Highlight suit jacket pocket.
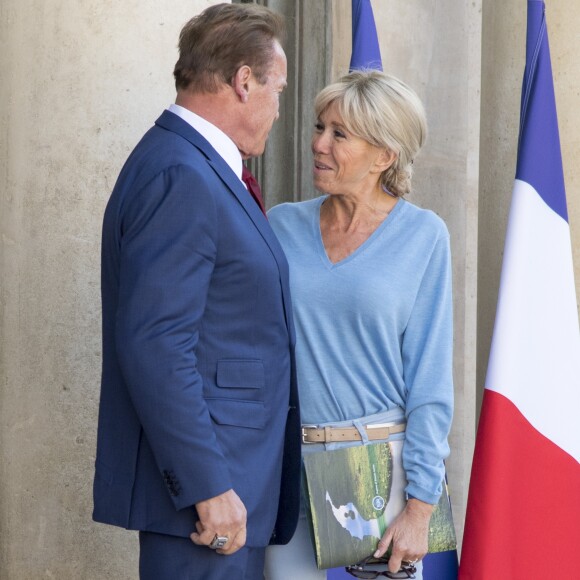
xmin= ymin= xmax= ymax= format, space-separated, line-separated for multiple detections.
xmin=216 ymin=359 xmax=264 ymax=389
xmin=206 ymin=398 xmax=266 ymax=430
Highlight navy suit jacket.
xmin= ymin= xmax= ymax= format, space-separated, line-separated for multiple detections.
xmin=93 ymin=110 xmax=301 ymax=547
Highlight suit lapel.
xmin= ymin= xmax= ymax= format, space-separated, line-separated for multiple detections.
xmin=155 ymin=111 xmax=295 ymax=341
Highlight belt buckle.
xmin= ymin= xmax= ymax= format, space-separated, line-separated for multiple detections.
xmin=302 ymin=426 xmax=315 ymax=443
xmin=301 ymin=425 xmax=319 ymax=444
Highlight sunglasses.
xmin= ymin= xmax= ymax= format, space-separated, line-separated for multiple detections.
xmin=345 ymin=556 xmax=417 ymax=579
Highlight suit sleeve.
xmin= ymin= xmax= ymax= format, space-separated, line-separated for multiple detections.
xmin=114 ymin=164 xmax=232 ymax=510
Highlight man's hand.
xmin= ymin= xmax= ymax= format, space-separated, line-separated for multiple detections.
xmin=374 ymin=498 xmax=434 ymax=574
xmin=190 ymin=489 xmax=247 ymax=555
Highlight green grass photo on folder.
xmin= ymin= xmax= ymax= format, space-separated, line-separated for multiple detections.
xmin=302 ymin=442 xmax=457 ymax=570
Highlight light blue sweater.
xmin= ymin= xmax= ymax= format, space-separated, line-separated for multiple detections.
xmin=268 ymin=196 xmax=454 ymax=504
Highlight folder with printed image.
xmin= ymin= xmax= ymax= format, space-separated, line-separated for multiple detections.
xmin=303 ymin=442 xmax=457 ymax=569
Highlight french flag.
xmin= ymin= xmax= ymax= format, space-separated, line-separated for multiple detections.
xmin=327 ymin=4 xmax=459 ymax=579
xmin=459 ymin=2 xmax=580 ymax=578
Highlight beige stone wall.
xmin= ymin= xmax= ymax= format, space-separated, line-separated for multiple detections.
xmin=0 ymin=1 xmax=222 ymax=578
xmin=1 ymin=0 xmax=579 ymax=577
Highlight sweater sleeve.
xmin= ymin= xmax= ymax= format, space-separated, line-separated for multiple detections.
xmin=400 ymin=229 xmax=454 ymax=504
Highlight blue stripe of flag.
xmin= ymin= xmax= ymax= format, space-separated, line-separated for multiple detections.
xmin=327 ymin=566 xmax=355 ymax=580
xmin=516 ymin=0 xmax=568 ymax=222
xmin=349 ymin=0 xmax=382 ymax=71
xmin=423 ymin=550 xmax=459 ymax=578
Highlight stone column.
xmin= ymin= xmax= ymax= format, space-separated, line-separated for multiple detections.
xmin=247 ymin=0 xmax=336 ymax=206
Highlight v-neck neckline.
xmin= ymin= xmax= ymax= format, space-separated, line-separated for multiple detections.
xmin=314 ymin=195 xmax=404 ymax=269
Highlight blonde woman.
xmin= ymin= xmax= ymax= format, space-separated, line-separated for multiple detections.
xmin=266 ymin=71 xmax=454 ymax=580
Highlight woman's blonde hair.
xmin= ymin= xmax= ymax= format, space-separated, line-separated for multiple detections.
xmin=314 ymin=70 xmax=427 ymax=197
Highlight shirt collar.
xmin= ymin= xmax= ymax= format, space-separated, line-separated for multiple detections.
xmin=167 ymin=103 xmax=243 ymax=183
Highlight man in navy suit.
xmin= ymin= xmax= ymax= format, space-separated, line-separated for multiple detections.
xmin=93 ymin=4 xmax=301 ymax=578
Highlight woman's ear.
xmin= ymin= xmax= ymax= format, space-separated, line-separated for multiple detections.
xmin=232 ymin=65 xmax=252 ymax=103
xmin=374 ymin=148 xmax=398 ymax=173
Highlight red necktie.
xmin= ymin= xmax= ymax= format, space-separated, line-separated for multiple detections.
xmin=242 ymin=166 xmax=267 ymax=217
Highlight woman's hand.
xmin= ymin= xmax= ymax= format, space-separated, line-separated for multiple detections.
xmin=374 ymin=498 xmax=434 ymax=574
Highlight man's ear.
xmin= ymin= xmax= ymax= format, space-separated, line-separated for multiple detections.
xmin=232 ymin=65 xmax=252 ymax=103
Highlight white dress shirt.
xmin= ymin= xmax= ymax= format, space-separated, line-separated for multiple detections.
xmin=167 ymin=103 xmax=244 ymax=185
